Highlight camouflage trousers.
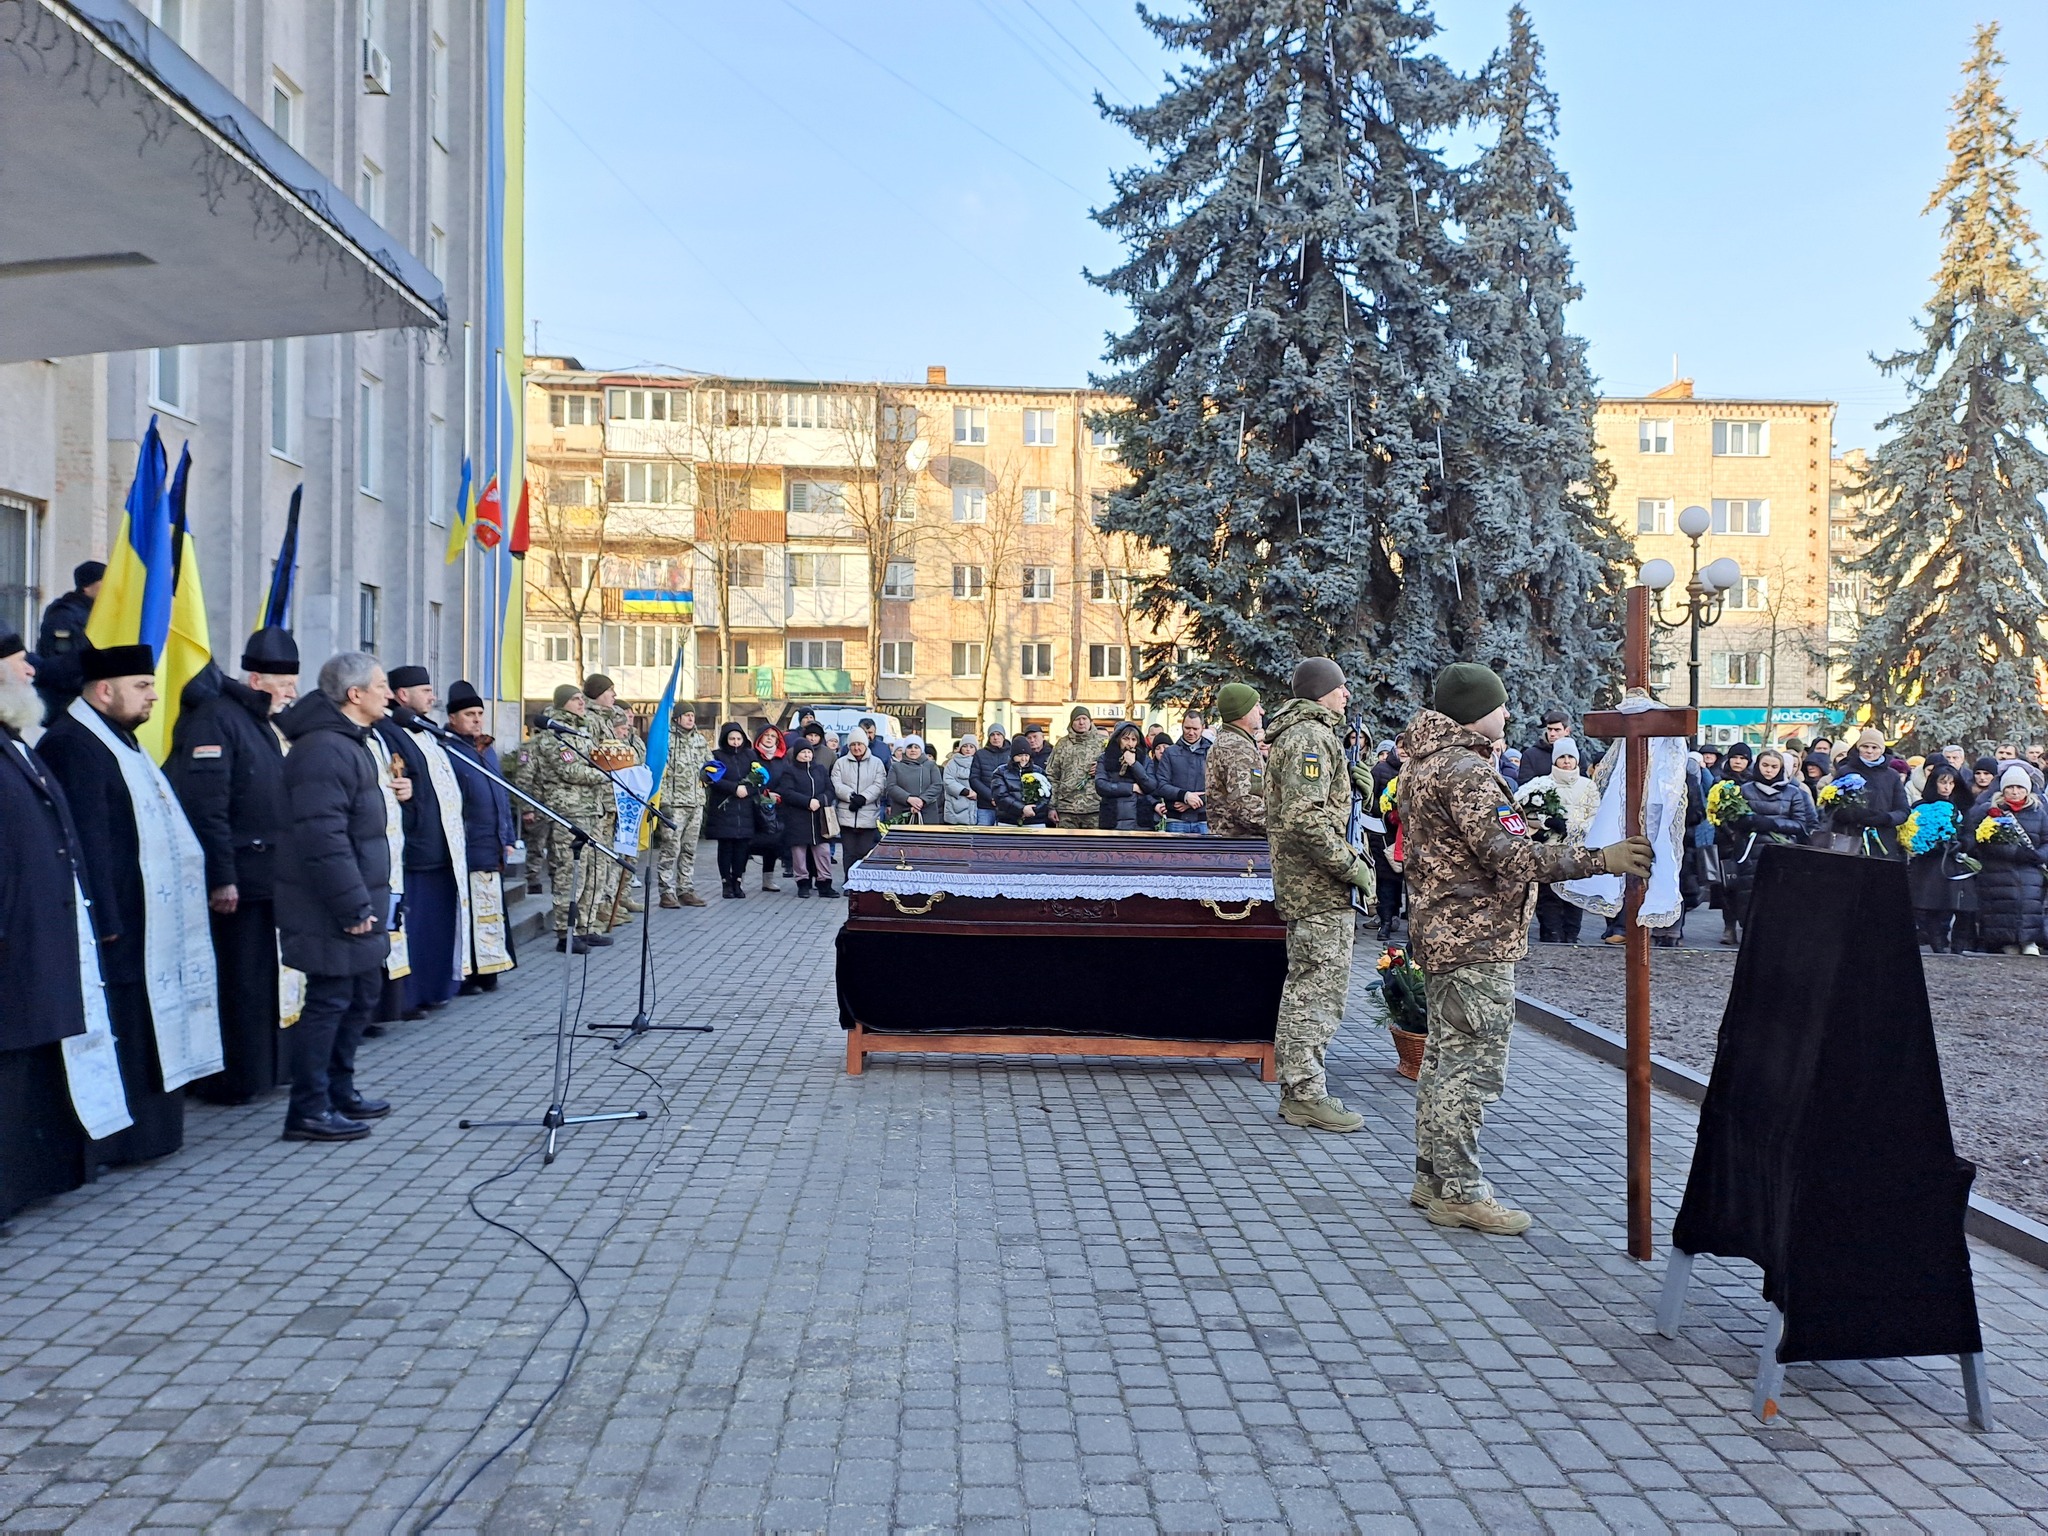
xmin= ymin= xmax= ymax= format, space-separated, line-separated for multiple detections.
xmin=1414 ymin=961 xmax=1518 ymax=1204
xmin=547 ymin=834 xmax=605 ymax=935
xmin=655 ymin=804 xmax=704 ymax=896
xmin=1276 ymin=909 xmax=1354 ymax=1102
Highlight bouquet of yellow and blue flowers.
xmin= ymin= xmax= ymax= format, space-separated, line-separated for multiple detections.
xmin=1818 ymin=773 xmax=1867 ymax=818
xmin=1976 ymin=805 xmax=2028 ymax=849
xmin=1378 ymin=775 xmax=1399 ymax=817
xmin=1706 ymin=778 xmax=1751 ymax=829
xmin=1907 ymin=801 xmax=1981 ymax=873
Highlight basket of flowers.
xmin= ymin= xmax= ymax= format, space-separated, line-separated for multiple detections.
xmin=1367 ymin=945 xmax=1429 ymax=1079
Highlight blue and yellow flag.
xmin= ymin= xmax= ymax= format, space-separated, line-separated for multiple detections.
xmin=444 ymin=454 xmax=473 ymax=565
xmin=620 ymin=589 xmax=693 ymax=617
xmin=156 ymin=446 xmax=213 ymax=760
xmin=638 ymin=644 xmax=687 ymax=849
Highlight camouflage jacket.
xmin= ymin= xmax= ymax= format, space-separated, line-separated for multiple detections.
xmin=593 ymin=702 xmax=645 ymax=764
xmin=1397 ymin=709 xmax=1605 ymax=972
xmin=663 ymin=725 xmax=710 ymax=810
xmin=531 ymin=705 xmax=615 ymax=825
xmin=1265 ymin=698 xmax=1364 ymax=920
xmin=1047 ymin=728 xmax=1108 ymax=821
xmin=1204 ymin=722 xmax=1267 ymax=839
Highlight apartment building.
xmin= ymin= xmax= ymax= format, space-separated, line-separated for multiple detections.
xmin=522 ymin=363 xmax=1178 ymax=738
xmin=0 ymin=1 xmax=514 ymax=686
xmin=1594 ymin=381 xmax=1841 ymax=746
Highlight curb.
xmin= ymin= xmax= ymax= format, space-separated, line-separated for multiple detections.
xmin=1514 ymin=993 xmax=2048 ymax=1274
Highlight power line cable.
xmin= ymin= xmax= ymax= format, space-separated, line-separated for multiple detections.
xmin=969 ymin=0 xmax=1098 ymax=105
xmin=1016 ymin=0 xmax=1134 ymax=103
xmin=769 ymin=0 xmax=1091 ymax=198
xmin=1058 ymin=0 xmax=1157 ymax=92
xmin=530 ymin=88 xmax=809 ymax=371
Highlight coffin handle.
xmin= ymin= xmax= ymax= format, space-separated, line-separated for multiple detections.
xmin=1202 ymin=898 xmax=1259 ymax=922
xmin=882 ymin=891 xmax=948 ymax=916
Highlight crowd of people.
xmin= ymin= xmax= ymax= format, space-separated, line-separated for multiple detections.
xmin=2 ymin=583 xmax=532 ymax=1226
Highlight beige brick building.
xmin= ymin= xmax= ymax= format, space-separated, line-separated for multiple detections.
xmin=521 ymin=361 xmax=1180 ymax=738
xmin=1594 ymin=380 xmax=1841 ymax=747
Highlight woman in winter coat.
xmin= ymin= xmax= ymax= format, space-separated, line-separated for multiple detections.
xmin=1093 ymin=722 xmax=1159 ymax=831
xmin=1909 ymin=762 xmax=1980 ymax=953
xmin=703 ymin=722 xmax=763 ymax=900
xmin=1967 ymin=766 xmax=2048 ymax=955
xmin=1721 ymin=750 xmax=1819 ymax=940
xmin=941 ymin=736 xmax=979 ymax=825
xmin=992 ymin=739 xmax=1052 ymax=827
xmin=1824 ymin=727 xmax=1911 ymax=857
xmin=1137 ymin=732 xmax=1174 ymax=828
xmin=1516 ymin=737 xmax=1601 ymax=944
xmin=743 ymin=728 xmax=786 ymax=891
xmin=771 ymin=740 xmax=837 ymax=896
xmin=883 ymin=736 xmax=946 ymax=824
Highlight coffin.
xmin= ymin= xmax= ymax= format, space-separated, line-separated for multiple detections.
xmin=836 ymin=826 xmax=1285 ymax=1075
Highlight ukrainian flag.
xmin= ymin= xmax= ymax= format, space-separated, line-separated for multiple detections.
xmin=638 ymin=644 xmax=687 ymax=850
xmin=620 ymin=590 xmax=694 ymax=617
xmin=444 ymin=454 xmax=473 ymax=564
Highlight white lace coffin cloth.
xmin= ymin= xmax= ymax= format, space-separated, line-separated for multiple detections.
xmin=845 ymin=863 xmax=1275 ymax=904
xmin=1559 ymin=700 xmax=1691 ymax=928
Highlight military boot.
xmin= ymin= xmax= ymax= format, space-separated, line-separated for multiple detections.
xmin=1279 ymin=1095 xmax=1364 ymax=1133
xmin=1426 ymin=1196 xmax=1533 ymax=1236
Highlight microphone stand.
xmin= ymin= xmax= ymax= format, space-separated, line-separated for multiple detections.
xmin=397 ymin=708 xmax=658 ymax=1163
xmin=542 ymin=722 xmax=712 ymax=1050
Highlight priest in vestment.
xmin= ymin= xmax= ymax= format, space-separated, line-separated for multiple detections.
xmin=373 ymin=666 xmax=468 ymax=1016
xmin=37 ymin=643 xmax=224 ymax=1166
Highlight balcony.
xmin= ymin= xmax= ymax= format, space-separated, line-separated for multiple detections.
xmin=784 ymin=667 xmax=856 ymax=697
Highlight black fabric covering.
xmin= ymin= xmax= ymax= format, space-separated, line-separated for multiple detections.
xmin=1671 ymin=845 xmax=1982 ymax=1364
xmin=186 ymin=900 xmax=283 ymax=1105
xmin=837 ymin=929 xmax=1283 ymax=1042
xmin=0 ymin=1043 xmax=85 ymax=1222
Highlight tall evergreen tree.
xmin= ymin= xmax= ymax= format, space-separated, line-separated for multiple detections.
xmin=1842 ymin=24 xmax=2048 ymax=748
xmin=1090 ymin=1 xmax=1623 ymax=732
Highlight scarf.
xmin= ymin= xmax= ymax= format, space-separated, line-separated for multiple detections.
xmin=407 ymin=725 xmax=471 ymax=983
xmin=67 ymin=697 xmax=223 ymax=1087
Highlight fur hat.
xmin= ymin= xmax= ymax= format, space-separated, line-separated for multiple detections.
xmin=81 ymin=642 xmax=155 ymax=681
xmin=387 ymin=665 xmax=430 ymax=691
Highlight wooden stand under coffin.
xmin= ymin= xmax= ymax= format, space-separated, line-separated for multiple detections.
xmin=836 ymin=826 xmax=1285 ymax=1077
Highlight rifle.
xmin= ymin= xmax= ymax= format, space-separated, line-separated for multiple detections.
xmin=1345 ymin=711 xmax=1372 ymax=916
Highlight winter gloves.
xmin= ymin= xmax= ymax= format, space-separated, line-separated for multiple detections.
xmin=1346 ymin=861 xmax=1376 ymax=893
xmin=1598 ymin=836 xmax=1656 ymax=878
xmin=1349 ymin=761 xmax=1375 ymax=797
xmin=847 ymin=793 xmax=867 ymax=811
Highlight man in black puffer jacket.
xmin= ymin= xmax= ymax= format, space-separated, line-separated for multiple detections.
xmin=273 ymin=653 xmax=397 ymax=1144
xmin=1823 ymin=727 xmax=1910 ymax=858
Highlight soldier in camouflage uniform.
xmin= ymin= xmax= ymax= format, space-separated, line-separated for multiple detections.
xmin=504 ymin=687 xmax=574 ymax=897
xmin=1265 ymin=659 xmax=1377 ymax=1132
xmin=580 ymin=674 xmax=646 ymax=923
xmin=1204 ymin=682 xmax=1267 ymax=839
xmin=1046 ymin=706 xmax=1107 ymax=827
xmin=655 ymin=706 xmax=711 ymax=907
xmin=532 ymin=691 xmax=616 ymax=950
xmin=1399 ymin=663 xmax=1652 ymax=1235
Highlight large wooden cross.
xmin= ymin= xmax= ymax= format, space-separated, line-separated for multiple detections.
xmin=1582 ymin=586 xmax=1698 ymax=1261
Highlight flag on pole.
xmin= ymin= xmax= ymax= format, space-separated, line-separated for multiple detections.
xmin=638 ymin=642 xmax=687 ymax=850
xmin=149 ymin=444 xmax=213 ymax=761
xmin=473 ymin=474 xmax=503 ymax=549
xmin=443 ymin=455 xmax=473 ymax=564
xmin=260 ymin=484 xmax=302 ymax=630
xmin=87 ymin=417 xmax=173 ymax=658
xmin=619 ymin=590 xmax=693 ymax=617
xmin=508 ymin=477 xmax=530 ymax=556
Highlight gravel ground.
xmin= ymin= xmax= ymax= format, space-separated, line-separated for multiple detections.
xmin=1515 ymin=940 xmax=2048 ymax=1226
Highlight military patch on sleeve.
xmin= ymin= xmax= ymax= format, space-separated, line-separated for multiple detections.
xmin=1496 ymin=804 xmax=1528 ymax=836
xmin=1302 ymin=753 xmax=1320 ymax=780
xmin=561 ymin=750 xmax=575 ymax=762
xmin=190 ymin=744 xmax=223 ymax=760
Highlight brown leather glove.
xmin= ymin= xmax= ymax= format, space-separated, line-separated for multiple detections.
xmin=1598 ymin=836 xmax=1655 ymax=878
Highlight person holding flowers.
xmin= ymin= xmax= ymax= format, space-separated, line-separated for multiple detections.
xmin=1820 ymin=728 xmax=1911 ymax=858
xmin=1717 ymin=750 xmax=1818 ymax=944
xmin=1967 ymin=765 xmax=2048 ymax=955
xmin=1907 ymin=762 xmax=1980 ymax=953
xmin=1515 ymin=738 xmax=1599 ymax=944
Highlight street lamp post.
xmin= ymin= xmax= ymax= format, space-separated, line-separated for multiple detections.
xmin=1638 ymin=504 xmax=1742 ymax=714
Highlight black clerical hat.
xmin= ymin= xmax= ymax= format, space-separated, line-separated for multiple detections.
xmin=388 ymin=664 xmax=430 ymax=690
xmin=239 ymin=626 xmax=299 ymax=674
xmin=445 ymin=680 xmax=484 ymax=713
xmin=80 ymin=642 xmax=155 ymax=681
xmin=0 ymin=630 xmax=22 ymax=659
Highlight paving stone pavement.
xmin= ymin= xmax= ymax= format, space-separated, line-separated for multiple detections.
xmin=2 ymin=850 xmax=2046 ymax=1534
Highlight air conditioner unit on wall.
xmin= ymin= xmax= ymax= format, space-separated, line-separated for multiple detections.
xmin=362 ymin=38 xmax=391 ymax=95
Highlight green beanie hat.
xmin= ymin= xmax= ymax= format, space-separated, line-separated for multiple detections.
xmin=1215 ymin=682 xmax=1259 ymax=724
xmin=1432 ymin=662 xmax=1507 ymax=726
xmin=552 ymin=683 xmax=578 ymax=708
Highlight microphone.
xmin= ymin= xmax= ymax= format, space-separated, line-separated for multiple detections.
xmin=391 ymin=703 xmax=450 ymax=738
xmin=539 ymin=718 xmax=583 ymax=737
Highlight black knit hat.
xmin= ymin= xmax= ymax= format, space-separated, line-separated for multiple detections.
xmin=81 ymin=642 xmax=155 ymax=681
xmin=388 ymin=664 xmax=430 ymax=690
xmin=445 ymin=680 xmax=485 ymax=713
xmin=73 ymin=560 xmax=106 ymax=589
xmin=0 ymin=630 xmax=22 ymax=660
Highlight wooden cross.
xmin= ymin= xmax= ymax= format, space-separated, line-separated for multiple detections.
xmin=1582 ymin=586 xmax=1698 ymax=1261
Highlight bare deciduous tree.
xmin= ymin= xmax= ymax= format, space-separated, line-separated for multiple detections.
xmin=527 ymin=463 xmax=611 ymax=673
xmin=689 ymin=385 xmax=777 ymax=726
xmin=938 ymin=453 xmax=1027 ymax=729
xmin=1084 ymin=495 xmax=1150 ymax=722
xmin=829 ymin=386 xmax=929 ymax=709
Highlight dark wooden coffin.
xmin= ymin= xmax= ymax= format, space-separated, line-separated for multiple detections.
xmin=836 ymin=826 xmax=1285 ymax=1075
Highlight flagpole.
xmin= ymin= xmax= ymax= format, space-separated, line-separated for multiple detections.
xmin=461 ymin=321 xmax=473 ymax=681
xmin=492 ymin=345 xmax=505 ymax=706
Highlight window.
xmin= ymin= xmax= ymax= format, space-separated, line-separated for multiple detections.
xmin=1712 ymin=651 xmax=1768 ymax=688
xmin=426 ymin=416 xmax=446 ymax=526
xmin=150 ymin=347 xmax=188 ymax=416
xmin=1022 ymin=488 xmax=1057 ymax=524
xmin=151 ymin=0 xmax=188 ymax=45
xmin=357 ymin=584 xmax=380 ymax=654
xmin=883 ymin=483 xmax=917 ymax=522
xmin=951 ymin=487 xmax=986 ymax=523
xmin=952 ymin=407 xmax=987 ymax=445
xmin=359 ymin=158 xmax=382 ymax=222
xmin=429 ymin=33 xmax=450 ymax=148
xmin=270 ymin=74 xmax=298 ymax=147
xmin=1090 ymin=426 xmax=1112 ymax=448
xmin=1730 ymin=576 xmax=1768 ymax=611
xmin=952 ymin=564 xmax=985 ymax=600
xmin=1088 ymin=566 xmax=1127 ymax=603
xmin=880 ymin=641 xmax=914 ymax=678
xmin=358 ymin=375 xmax=381 ymax=496
xmin=1829 ymin=577 xmax=1858 ymax=606
xmin=730 ymin=639 xmax=751 ymax=670
xmin=527 ymin=625 xmax=573 ymax=664
xmin=1023 ymin=409 xmax=1056 ymax=446
xmin=951 ymin=641 xmax=984 ymax=678
xmin=1712 ymin=420 xmax=1768 ymax=456
xmin=1635 ymin=498 xmax=1672 ymax=535
xmin=550 ymin=393 xmax=599 ymax=427
xmin=1638 ymin=418 xmax=1672 ymax=455
xmin=0 ymin=492 xmax=41 ymax=641
xmin=1088 ymin=644 xmax=1125 ymax=680
xmin=882 ymin=404 xmax=919 ymax=442
xmin=882 ymin=561 xmax=916 ymax=598
xmin=1089 ymin=488 xmax=1109 ymax=527
xmin=787 ymin=479 xmax=846 ymax=527
xmin=426 ymin=225 xmax=445 ymax=280
xmin=606 ymin=388 xmax=687 ymax=423
xmin=269 ymin=337 xmax=297 ymax=459
xmin=1020 ymin=642 xmax=1053 ymax=678
xmin=548 ymin=474 xmax=590 ymax=507
xmin=605 ymin=461 xmax=685 ymax=504
xmin=730 ymin=548 xmax=765 ymax=588
xmin=788 ymin=553 xmax=844 ymax=588
xmin=1710 ymin=497 xmax=1769 ymax=535
xmin=1020 ymin=565 xmax=1054 ymax=601
xmin=786 ymin=639 xmax=845 ymax=669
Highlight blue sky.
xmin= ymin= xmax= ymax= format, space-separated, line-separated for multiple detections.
xmin=526 ymin=2 xmax=2048 ymax=450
